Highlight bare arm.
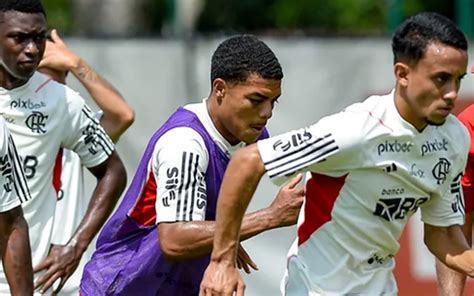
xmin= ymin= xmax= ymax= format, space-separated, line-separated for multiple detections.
xmin=34 ymin=152 xmax=127 ymax=293
xmin=158 ymin=173 xmax=303 ymax=260
xmin=425 ymin=222 xmax=474 ymax=277
xmin=39 ymin=29 xmax=135 ymax=142
xmin=200 ymin=144 xmax=267 ymax=296
xmin=0 ymin=206 xmax=33 ymax=296
xmin=435 ymin=212 xmax=472 ymax=296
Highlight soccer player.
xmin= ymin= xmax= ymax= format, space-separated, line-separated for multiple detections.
xmin=0 ymin=117 xmax=33 ymax=295
xmin=80 ymin=35 xmax=305 ymax=295
xmin=200 ymin=12 xmax=472 ymax=295
xmin=0 ymin=0 xmax=127 ymax=294
xmin=37 ymin=29 xmax=135 ymax=295
xmin=435 ymin=63 xmax=474 ymax=296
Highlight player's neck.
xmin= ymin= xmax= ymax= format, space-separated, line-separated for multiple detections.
xmin=0 ymin=69 xmax=29 ymax=90
xmin=394 ymin=88 xmax=427 ymax=132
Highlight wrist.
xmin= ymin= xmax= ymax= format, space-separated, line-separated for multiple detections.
xmin=67 ymin=237 xmax=88 ymax=256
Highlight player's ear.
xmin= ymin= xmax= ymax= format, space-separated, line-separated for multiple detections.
xmin=394 ymin=62 xmax=410 ymax=88
xmin=212 ymin=78 xmax=226 ymax=104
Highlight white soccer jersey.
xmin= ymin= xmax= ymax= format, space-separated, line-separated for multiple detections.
xmin=0 ymin=117 xmax=30 ymax=212
xmin=0 ymin=72 xmax=114 ymax=294
xmin=257 ymin=91 xmax=469 ymax=295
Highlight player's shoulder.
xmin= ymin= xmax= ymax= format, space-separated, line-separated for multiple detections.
xmin=157 ymin=126 xmax=207 ymax=152
xmin=33 ymin=72 xmax=84 ymax=105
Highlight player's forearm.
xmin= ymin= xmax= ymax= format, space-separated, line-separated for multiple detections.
xmin=159 ymin=207 xmax=273 ymax=260
xmin=0 ymin=207 xmax=33 ymax=295
xmin=436 ymin=258 xmax=466 ymax=296
xmin=211 ymin=146 xmax=266 ymax=264
xmin=71 ymin=59 xmax=134 ymax=142
xmin=425 ymin=223 xmax=474 ymax=276
xmin=435 ymin=214 xmax=472 ymax=295
xmin=69 ymin=152 xmax=126 ymax=254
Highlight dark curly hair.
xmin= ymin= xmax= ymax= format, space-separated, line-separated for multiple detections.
xmin=0 ymin=0 xmax=45 ymax=16
xmin=211 ymin=35 xmax=283 ymax=84
xmin=392 ymin=12 xmax=467 ymax=65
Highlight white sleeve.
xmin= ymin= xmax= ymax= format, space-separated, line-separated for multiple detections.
xmin=257 ymin=110 xmax=364 ymax=185
xmin=153 ymin=127 xmax=209 ymax=224
xmin=0 ymin=120 xmax=30 ymax=212
xmin=62 ymin=89 xmax=114 ymax=168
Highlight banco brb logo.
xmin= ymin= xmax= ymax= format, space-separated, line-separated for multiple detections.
xmin=432 ymin=157 xmax=451 ymax=185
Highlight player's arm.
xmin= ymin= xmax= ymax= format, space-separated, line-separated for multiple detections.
xmin=155 ymin=128 xmax=303 ymax=261
xmin=0 ymin=126 xmax=33 ymax=295
xmin=435 ymin=212 xmax=472 ymax=296
xmin=0 ymin=206 xmax=33 ymax=296
xmin=424 ymin=223 xmax=474 ymax=277
xmin=39 ymin=29 xmax=134 ymax=142
xmin=158 ymin=173 xmax=303 ymax=261
xmin=34 ymin=152 xmax=126 ymax=293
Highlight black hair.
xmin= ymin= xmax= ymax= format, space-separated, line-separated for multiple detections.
xmin=210 ymin=35 xmax=283 ymax=84
xmin=0 ymin=0 xmax=46 ymax=16
xmin=392 ymin=12 xmax=467 ymax=65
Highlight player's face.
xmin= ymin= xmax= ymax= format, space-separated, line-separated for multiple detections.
xmin=219 ymin=73 xmax=281 ymax=144
xmin=400 ymin=42 xmax=467 ymax=130
xmin=0 ymin=11 xmax=47 ymax=87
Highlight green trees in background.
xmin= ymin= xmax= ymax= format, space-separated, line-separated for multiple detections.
xmin=42 ymin=0 xmax=472 ymax=37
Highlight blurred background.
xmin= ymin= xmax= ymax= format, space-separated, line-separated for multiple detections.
xmin=43 ymin=0 xmax=474 ymax=295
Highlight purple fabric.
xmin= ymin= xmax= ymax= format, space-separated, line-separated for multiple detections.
xmin=80 ymin=107 xmax=268 ymax=296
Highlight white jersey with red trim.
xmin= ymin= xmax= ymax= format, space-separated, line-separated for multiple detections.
xmin=0 ymin=117 xmax=30 ymax=212
xmin=0 ymin=72 xmax=114 ymax=294
xmin=257 ymin=91 xmax=469 ymax=295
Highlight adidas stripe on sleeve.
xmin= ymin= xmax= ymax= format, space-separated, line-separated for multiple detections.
xmin=154 ymin=127 xmax=209 ymax=223
xmin=0 ymin=121 xmax=30 ymax=212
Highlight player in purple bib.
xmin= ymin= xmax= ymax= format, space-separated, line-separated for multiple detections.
xmin=81 ymin=35 xmax=304 ymax=295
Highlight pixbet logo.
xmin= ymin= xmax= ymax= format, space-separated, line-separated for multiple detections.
xmin=10 ymin=98 xmax=46 ymax=110
xmin=421 ymin=138 xmax=448 ymax=156
xmin=377 ymin=140 xmax=413 ymax=155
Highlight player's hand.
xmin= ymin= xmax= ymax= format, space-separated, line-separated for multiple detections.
xmin=39 ymin=29 xmax=81 ymax=72
xmin=33 ymin=244 xmax=82 ymax=294
xmin=269 ymin=174 xmax=304 ymax=228
xmin=236 ymin=243 xmax=258 ymax=274
xmin=200 ymin=260 xmax=245 ymax=296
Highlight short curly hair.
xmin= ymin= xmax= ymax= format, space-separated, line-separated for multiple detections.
xmin=0 ymin=0 xmax=46 ymax=16
xmin=211 ymin=35 xmax=283 ymax=84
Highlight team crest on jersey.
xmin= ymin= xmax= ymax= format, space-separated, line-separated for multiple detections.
xmin=373 ymin=197 xmax=428 ymax=221
xmin=0 ymin=155 xmax=13 ymax=192
xmin=25 ymin=111 xmax=48 ymax=134
xmin=432 ymin=157 xmax=451 ymax=185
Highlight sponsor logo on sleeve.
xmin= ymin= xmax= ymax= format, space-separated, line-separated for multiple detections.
xmin=0 ymin=155 xmax=13 ymax=192
xmin=162 ymin=167 xmax=179 ymax=207
xmin=450 ymin=172 xmax=464 ymax=215
xmin=272 ymin=129 xmax=313 ymax=152
xmin=82 ymin=124 xmax=99 ymax=154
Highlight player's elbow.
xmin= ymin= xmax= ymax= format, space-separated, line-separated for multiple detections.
xmin=119 ymin=107 xmax=135 ymax=131
xmin=234 ymin=144 xmax=266 ymax=175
